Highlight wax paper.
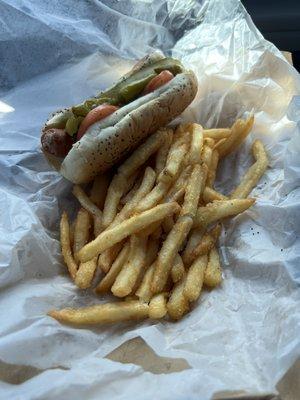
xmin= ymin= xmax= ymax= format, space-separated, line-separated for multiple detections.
xmin=0 ymin=0 xmax=300 ymax=399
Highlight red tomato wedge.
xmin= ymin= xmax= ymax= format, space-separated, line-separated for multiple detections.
xmin=77 ymin=104 xmax=119 ymax=140
xmin=143 ymin=70 xmax=174 ymax=94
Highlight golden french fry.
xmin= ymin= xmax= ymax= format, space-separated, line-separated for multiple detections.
xmin=171 ymin=254 xmax=185 ymax=283
xmin=230 ymin=140 xmax=268 ymax=199
xmin=90 ymin=173 xmax=111 ymax=210
xmin=112 ymin=235 xmax=148 ymax=297
xmin=189 ymin=123 xmax=203 ymax=164
xmin=203 ymin=128 xmax=231 ymax=140
xmin=135 ymin=262 xmax=156 ymax=302
xmin=134 ymin=181 xmax=171 ymax=212
xmin=155 ymin=129 xmax=173 ymax=175
xmin=152 ymin=215 xmax=193 ymax=294
xmin=95 ymin=243 xmax=130 ymax=294
xmin=173 ymin=123 xmax=191 ymax=145
xmin=203 ymin=187 xmax=228 ymax=203
xmin=98 ymin=241 xmax=124 ymax=273
xmin=73 ymin=208 xmax=91 ymax=260
xmin=72 ymin=185 xmax=103 ymax=222
xmin=120 ymin=178 xmax=140 ymax=205
xmin=102 ymin=129 xmax=168 ymax=227
xmin=201 ymin=145 xmax=213 ymax=169
xmin=215 ymin=115 xmax=254 ymax=157
xmin=184 ymin=254 xmax=208 ymax=302
xmin=204 ymin=137 xmax=215 ymax=149
xmin=181 ymin=164 xmax=205 ymax=218
xmin=204 ymin=247 xmax=222 ymax=287
xmin=158 ymin=143 xmax=187 ymax=184
xmin=191 ymin=224 xmax=221 ymax=262
xmin=75 ymin=258 xmax=97 ymax=289
xmin=194 ymin=198 xmax=255 ymax=228
xmin=149 ymin=293 xmax=168 ymax=319
xmin=162 ymin=215 xmax=174 ymax=233
xmin=165 ymin=165 xmax=192 ymax=203
xmin=206 ymin=149 xmax=219 ymax=187
xmin=48 ymin=301 xmax=149 ymax=325
xmin=78 ymin=202 xmax=179 ymax=263
xmin=182 ymin=227 xmax=206 ymax=265
xmin=60 ymin=212 xmax=78 ymax=280
xmin=167 ymin=274 xmax=189 ymax=320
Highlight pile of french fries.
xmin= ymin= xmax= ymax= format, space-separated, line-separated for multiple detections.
xmin=49 ymin=114 xmax=268 ymax=325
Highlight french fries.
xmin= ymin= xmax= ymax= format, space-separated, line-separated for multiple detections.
xmin=49 ymin=301 xmax=149 ymax=325
xmin=54 ymin=115 xmax=267 ymax=326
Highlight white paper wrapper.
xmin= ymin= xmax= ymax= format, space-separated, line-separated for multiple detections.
xmin=0 ymin=0 xmax=300 ymax=399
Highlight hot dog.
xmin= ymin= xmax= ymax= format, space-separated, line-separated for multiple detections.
xmin=41 ymin=52 xmax=197 ymax=183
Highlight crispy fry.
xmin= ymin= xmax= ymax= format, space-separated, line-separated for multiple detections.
xmin=158 ymin=143 xmax=187 ymax=184
xmin=182 ymin=227 xmax=206 ymax=265
xmin=78 ymin=202 xmax=179 ymax=263
xmin=95 ymin=243 xmax=130 ymax=294
xmin=189 ymin=123 xmax=203 ymax=164
xmin=90 ymin=173 xmax=111 ymax=210
xmin=149 ymin=293 xmax=168 ymax=319
xmin=75 ymin=258 xmax=97 ymax=289
xmin=204 ymin=138 xmax=215 ymax=148
xmin=135 ymin=181 xmax=171 ymax=212
xmin=155 ymin=129 xmax=173 ymax=175
xmin=184 ymin=254 xmax=208 ymax=302
xmin=206 ymin=149 xmax=219 ymax=187
xmin=103 ymin=129 xmax=168 ymax=227
xmin=203 ymin=128 xmax=231 ymax=140
xmin=201 ymin=145 xmax=213 ymax=169
xmin=173 ymin=123 xmax=191 ymax=145
xmin=194 ymin=198 xmax=255 ymax=228
xmin=112 ymin=235 xmax=148 ymax=297
xmin=181 ymin=164 xmax=205 ymax=218
xmin=165 ymin=165 xmax=192 ymax=203
xmin=216 ymin=115 xmax=254 ymax=157
xmin=203 ymin=187 xmax=228 ymax=203
xmin=167 ymin=274 xmax=189 ymax=320
xmin=204 ymin=247 xmax=222 ymax=287
xmin=230 ymin=140 xmax=268 ymax=199
xmin=191 ymin=224 xmax=221 ymax=262
xmin=73 ymin=209 xmax=91 ymax=261
xmin=171 ymin=254 xmax=185 ymax=283
xmin=151 ymin=215 xmax=193 ymax=294
xmin=98 ymin=241 xmax=124 ymax=273
xmin=60 ymin=212 xmax=78 ymax=280
xmin=120 ymin=178 xmax=140 ymax=205
xmin=135 ymin=262 xmax=156 ymax=302
xmin=48 ymin=301 xmax=149 ymax=325
xmin=73 ymin=185 xmax=103 ymax=222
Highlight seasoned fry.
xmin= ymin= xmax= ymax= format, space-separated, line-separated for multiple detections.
xmin=194 ymin=198 xmax=255 ymax=228
xmin=78 ymin=202 xmax=180 ymax=263
xmin=182 ymin=227 xmax=205 ymax=265
xmin=230 ymin=140 xmax=268 ymax=199
xmin=158 ymin=143 xmax=187 ymax=184
xmin=184 ymin=254 xmax=208 ymax=302
xmin=135 ymin=181 xmax=171 ymax=212
xmin=73 ymin=208 xmax=91 ymax=260
xmin=98 ymin=241 xmax=124 ymax=273
xmin=90 ymin=173 xmax=111 ymax=210
xmin=48 ymin=301 xmax=149 ymax=325
xmin=171 ymin=254 xmax=185 ymax=283
xmin=155 ymin=129 xmax=173 ymax=175
xmin=165 ymin=165 xmax=192 ymax=203
xmin=167 ymin=274 xmax=189 ymax=320
xmin=203 ymin=128 xmax=231 ymax=140
xmin=149 ymin=293 xmax=168 ymax=319
xmin=203 ymin=187 xmax=228 ymax=203
xmin=216 ymin=115 xmax=254 ymax=157
xmin=204 ymin=247 xmax=222 ymax=287
xmin=75 ymin=258 xmax=97 ymax=289
xmin=73 ymin=185 xmax=103 ymax=221
xmin=95 ymin=243 xmax=130 ymax=294
xmin=181 ymin=164 xmax=205 ymax=217
xmin=206 ymin=149 xmax=219 ymax=187
xmin=189 ymin=123 xmax=203 ymax=164
xmin=191 ymin=224 xmax=221 ymax=262
xmin=60 ymin=212 xmax=78 ymax=280
xmin=135 ymin=262 xmax=156 ymax=302
xmin=103 ymin=129 xmax=168 ymax=227
xmin=151 ymin=215 xmax=193 ymax=294
xmin=112 ymin=235 xmax=148 ymax=297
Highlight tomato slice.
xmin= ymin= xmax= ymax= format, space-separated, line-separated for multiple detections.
xmin=77 ymin=104 xmax=119 ymax=140
xmin=143 ymin=70 xmax=174 ymax=94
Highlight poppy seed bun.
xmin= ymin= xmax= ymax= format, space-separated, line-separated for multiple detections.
xmin=60 ymin=70 xmax=197 ymax=183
